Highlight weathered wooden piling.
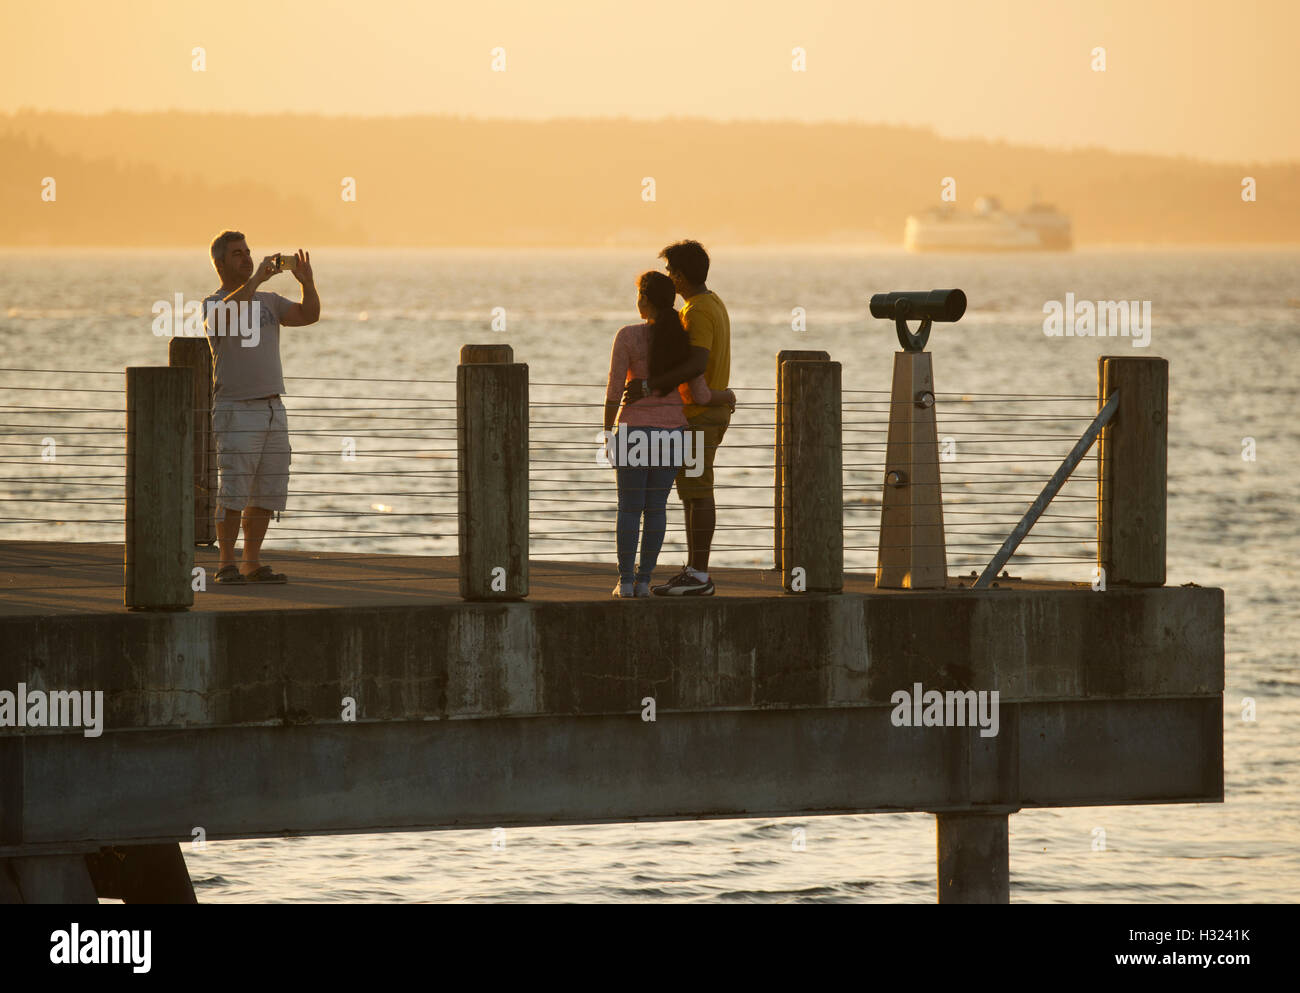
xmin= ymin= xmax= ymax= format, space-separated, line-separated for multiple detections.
xmin=876 ymin=352 xmax=947 ymax=589
xmin=124 ymin=366 xmax=193 ymax=610
xmin=779 ymin=358 xmax=843 ymax=592
xmin=1097 ymin=356 xmax=1168 ymax=586
xmin=774 ymin=349 xmax=830 ymax=569
xmin=457 ymin=344 xmax=528 ymax=600
xmin=168 ymin=336 xmax=217 ymax=546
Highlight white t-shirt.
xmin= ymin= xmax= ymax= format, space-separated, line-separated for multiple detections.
xmin=202 ymin=289 xmax=294 ymax=401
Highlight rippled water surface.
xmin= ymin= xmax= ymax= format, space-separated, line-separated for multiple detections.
xmin=1 ymin=246 xmax=1296 ymax=902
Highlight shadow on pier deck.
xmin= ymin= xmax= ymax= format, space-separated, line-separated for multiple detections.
xmin=0 ymin=541 xmax=1080 ymax=616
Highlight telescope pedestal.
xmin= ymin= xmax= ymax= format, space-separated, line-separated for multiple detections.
xmin=876 ymin=351 xmax=947 ymax=589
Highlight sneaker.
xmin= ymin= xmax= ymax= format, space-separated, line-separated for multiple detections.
xmin=651 ymin=568 xmax=715 ymax=597
xmin=633 ymin=578 xmax=651 ymax=597
xmin=612 ymin=579 xmax=635 ymax=598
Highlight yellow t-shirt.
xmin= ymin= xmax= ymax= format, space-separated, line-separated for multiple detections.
xmin=678 ymin=291 xmax=730 ymax=420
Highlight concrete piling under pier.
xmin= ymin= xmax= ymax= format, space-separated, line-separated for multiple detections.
xmin=0 ymin=541 xmax=1223 ymax=903
xmin=937 ymin=811 xmax=1012 ymax=904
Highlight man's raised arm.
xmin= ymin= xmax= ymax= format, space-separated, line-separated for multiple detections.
xmin=279 ymin=250 xmax=320 ymax=327
xmin=223 ymin=254 xmax=278 ymax=305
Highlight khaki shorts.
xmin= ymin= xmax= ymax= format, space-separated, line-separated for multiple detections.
xmin=213 ymin=397 xmax=292 ymax=513
xmin=676 ymin=407 xmax=730 ymax=502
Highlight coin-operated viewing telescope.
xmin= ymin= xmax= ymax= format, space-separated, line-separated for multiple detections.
xmin=871 ymin=288 xmax=967 ymax=590
xmin=870 ymin=288 xmax=966 ymax=351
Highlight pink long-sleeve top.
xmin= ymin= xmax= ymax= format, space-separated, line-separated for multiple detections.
xmin=605 ymin=323 xmax=713 ymax=428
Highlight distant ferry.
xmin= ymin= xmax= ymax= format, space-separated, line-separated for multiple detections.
xmin=904 ymin=196 xmax=1072 ymax=252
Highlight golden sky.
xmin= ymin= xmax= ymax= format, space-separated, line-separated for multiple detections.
xmin=1 ymin=0 xmax=1295 ymax=163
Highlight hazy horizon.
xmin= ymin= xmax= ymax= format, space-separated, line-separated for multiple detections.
xmin=4 ymin=108 xmax=1297 ymax=169
xmin=3 ymin=111 xmax=1294 ymax=248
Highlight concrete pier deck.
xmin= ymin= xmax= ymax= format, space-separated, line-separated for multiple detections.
xmin=1 ymin=539 xmax=1223 ymax=874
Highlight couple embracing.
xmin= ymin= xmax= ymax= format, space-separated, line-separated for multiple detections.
xmin=602 ymin=240 xmax=734 ymax=598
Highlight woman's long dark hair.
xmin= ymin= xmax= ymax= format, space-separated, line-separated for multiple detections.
xmin=638 ymin=270 xmax=690 ymax=382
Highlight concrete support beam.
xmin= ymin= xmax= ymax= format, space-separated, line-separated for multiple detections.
xmin=4 ymin=696 xmax=1220 ymax=855
xmin=936 ymin=811 xmax=1011 ymax=904
xmin=85 ymin=844 xmax=197 ymax=903
xmin=7 ymin=855 xmax=99 ymax=903
xmin=0 ymin=585 xmax=1225 ymax=728
xmin=0 ymin=859 xmax=21 ymax=903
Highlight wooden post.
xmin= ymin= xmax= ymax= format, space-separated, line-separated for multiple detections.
xmin=936 ymin=811 xmax=1011 ymax=903
xmin=780 ymin=359 xmax=842 ymax=593
xmin=774 ymin=349 xmax=830 ymax=570
xmin=875 ymin=352 xmax=947 ymax=589
xmin=125 ymin=366 xmax=193 ymax=610
xmin=457 ymin=344 xmax=528 ymax=600
xmin=1097 ymin=356 xmax=1168 ymax=586
xmin=168 ymin=336 xmax=216 ymax=546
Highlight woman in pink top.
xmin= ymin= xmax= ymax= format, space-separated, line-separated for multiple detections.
xmin=603 ymin=271 xmax=735 ymax=597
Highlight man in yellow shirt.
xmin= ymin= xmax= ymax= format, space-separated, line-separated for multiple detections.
xmin=624 ymin=240 xmax=731 ymax=596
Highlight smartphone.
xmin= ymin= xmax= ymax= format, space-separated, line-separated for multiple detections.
xmin=273 ymin=253 xmax=298 ymax=272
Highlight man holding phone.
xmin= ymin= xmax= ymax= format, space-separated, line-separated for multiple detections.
xmin=202 ymin=231 xmax=319 ymax=584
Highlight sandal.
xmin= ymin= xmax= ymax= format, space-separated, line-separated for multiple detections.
xmin=243 ymin=565 xmax=288 ymax=584
xmin=214 ymin=564 xmax=246 ymax=584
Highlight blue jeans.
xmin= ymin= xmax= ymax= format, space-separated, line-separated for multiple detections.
xmin=614 ymin=426 xmax=684 ymax=583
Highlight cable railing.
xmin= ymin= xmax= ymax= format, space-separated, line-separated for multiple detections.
xmin=0 ymin=369 xmax=126 ymax=543
xmin=527 ymin=379 xmax=777 ymax=567
xmin=839 ymin=389 xmax=1100 ymax=577
xmin=233 ymin=373 xmax=461 ymax=556
xmin=524 ymin=381 xmax=1100 ymax=577
xmin=1 ymin=346 xmax=1163 ymax=602
xmin=0 ymin=367 xmax=466 ymax=558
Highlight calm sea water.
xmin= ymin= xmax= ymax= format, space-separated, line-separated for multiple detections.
xmin=1 ymin=246 xmax=1296 ymax=902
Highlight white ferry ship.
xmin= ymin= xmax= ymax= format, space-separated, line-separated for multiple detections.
xmin=904 ymin=196 xmax=1072 ymax=252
